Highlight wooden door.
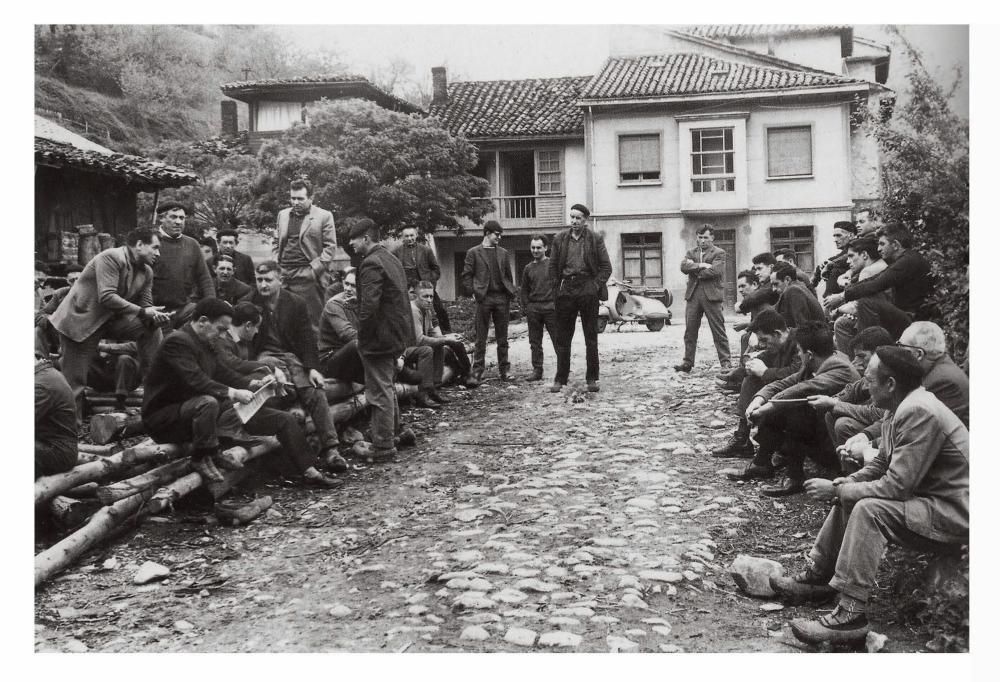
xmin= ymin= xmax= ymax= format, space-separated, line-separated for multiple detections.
xmin=713 ymin=228 xmax=737 ymax=308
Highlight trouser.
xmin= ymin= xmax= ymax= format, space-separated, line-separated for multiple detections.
xmin=258 ymin=350 xmax=337 ymax=449
xmin=320 ymin=340 xmax=365 ymax=385
xmin=281 ymin=265 xmax=327 ymax=335
xmin=59 ymin=314 xmax=163 ymax=425
xmin=403 ymin=345 xmax=436 ymax=390
xmin=855 ymin=297 xmax=914 ymax=340
xmin=144 ymin=395 xmax=316 ymax=473
xmin=811 ymin=499 xmax=963 ymax=602
xmin=682 ymin=287 xmax=731 ymax=367
xmin=554 ymin=289 xmax=600 ymax=384
xmin=432 ymin=290 xmax=451 ymax=334
xmin=526 ymin=303 xmax=558 ymax=374
xmin=35 ymin=440 xmax=77 ymax=478
xmin=360 ymin=352 xmax=399 ymax=450
xmin=739 ymin=330 xmax=751 ymax=361
xmin=824 ymin=412 xmax=871 ymax=449
xmin=833 ymin=314 xmax=858 ymax=353
xmin=752 ymin=405 xmax=836 ymax=479
xmin=442 ymin=339 xmax=471 ymax=379
xmin=164 ymin=302 xmax=197 ymax=330
xmin=88 ymin=354 xmax=140 ymax=398
xmin=473 ymin=292 xmax=511 ymax=376
xmin=736 ymin=374 xmax=766 ymax=417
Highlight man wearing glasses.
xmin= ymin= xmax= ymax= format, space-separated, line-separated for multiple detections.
xmin=462 ymin=220 xmax=516 ymax=383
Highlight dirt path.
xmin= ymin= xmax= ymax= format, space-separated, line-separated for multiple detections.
xmin=34 ymin=320 xmax=929 ymax=653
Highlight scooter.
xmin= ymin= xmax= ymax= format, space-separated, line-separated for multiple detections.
xmin=598 ymin=277 xmax=673 ymax=333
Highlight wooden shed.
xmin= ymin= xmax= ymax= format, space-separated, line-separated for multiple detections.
xmin=34 ymin=116 xmax=199 ymax=265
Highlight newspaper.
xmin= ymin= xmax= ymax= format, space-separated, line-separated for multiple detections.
xmin=233 ymin=381 xmax=279 ymax=424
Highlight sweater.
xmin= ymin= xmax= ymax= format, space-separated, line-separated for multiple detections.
xmin=153 ymin=233 xmax=215 ymax=309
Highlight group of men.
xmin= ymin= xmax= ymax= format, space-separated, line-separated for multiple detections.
xmin=683 ymin=216 xmax=969 ymax=645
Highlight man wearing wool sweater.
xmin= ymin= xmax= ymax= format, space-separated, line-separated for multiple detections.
xmin=151 ymin=202 xmax=215 ymax=329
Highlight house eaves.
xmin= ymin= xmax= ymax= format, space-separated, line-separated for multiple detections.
xmin=663 ymin=28 xmax=844 ymax=76
xmin=577 ymin=83 xmax=875 ymax=108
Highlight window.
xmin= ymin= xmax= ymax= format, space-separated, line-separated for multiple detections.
xmin=536 ymin=150 xmax=562 ymax=194
xmin=770 ymin=226 xmax=815 ymax=273
xmin=767 ymin=126 xmax=813 ymax=178
xmin=622 ymin=233 xmax=663 ymax=287
xmin=691 ymin=128 xmax=735 ymax=192
xmin=619 ymin=134 xmax=661 ymax=183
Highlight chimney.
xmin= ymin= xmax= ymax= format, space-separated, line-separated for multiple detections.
xmin=432 ymin=66 xmax=448 ymax=105
xmin=220 ymin=100 xmax=238 ymax=137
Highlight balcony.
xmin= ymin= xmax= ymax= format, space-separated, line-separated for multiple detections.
xmin=479 ymin=194 xmax=566 ymax=230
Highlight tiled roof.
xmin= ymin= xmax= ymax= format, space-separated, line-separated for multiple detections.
xmin=220 ymin=74 xmax=422 ymax=114
xmin=580 ymin=54 xmax=866 ymax=101
xmin=428 ymin=76 xmax=591 ymax=139
xmin=220 ymin=73 xmax=370 ymax=92
xmin=35 ymin=115 xmax=113 ymax=154
xmin=35 ymin=135 xmax=199 ymax=190
xmin=684 ymin=25 xmax=852 ymax=40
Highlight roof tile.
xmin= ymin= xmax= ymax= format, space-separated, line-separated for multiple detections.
xmin=35 ymin=137 xmax=199 ymax=189
xmin=684 ymin=25 xmax=851 ymax=40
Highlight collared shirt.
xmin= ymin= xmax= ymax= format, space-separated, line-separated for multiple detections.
xmin=562 ymin=229 xmax=586 ymax=277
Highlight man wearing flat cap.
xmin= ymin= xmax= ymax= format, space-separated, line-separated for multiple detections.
xmin=152 ymin=201 xmax=216 ymax=329
xmin=462 ymin=220 xmax=516 ymax=383
xmin=547 ymin=203 xmax=612 ymax=393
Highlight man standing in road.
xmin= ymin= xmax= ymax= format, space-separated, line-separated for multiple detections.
xmin=273 ymin=179 xmax=338 ymax=331
xmin=675 ymin=225 xmax=731 ymax=373
xmin=547 ymin=204 xmax=611 ymax=393
xmin=520 ymin=234 xmax=558 ymax=382
xmin=390 ymin=226 xmax=451 ymax=333
xmin=152 ymin=202 xmax=216 ymax=329
xmin=350 ymin=218 xmax=413 ymax=462
xmin=462 ymin=220 xmax=516 ymax=383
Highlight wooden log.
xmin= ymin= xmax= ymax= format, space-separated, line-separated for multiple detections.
xmin=96 ymin=458 xmax=193 ymax=505
xmin=49 ymin=496 xmax=103 ymax=531
xmin=35 ymin=487 xmax=155 ymax=587
xmin=86 ymin=397 xmax=143 ymax=408
xmin=78 ymin=442 xmax=117 ymax=456
xmin=98 ymin=232 xmax=114 ymax=251
xmin=64 ymin=482 xmax=99 ymax=499
xmin=34 ymin=441 xmax=185 ymax=507
xmin=89 ymin=412 xmax=145 ymax=445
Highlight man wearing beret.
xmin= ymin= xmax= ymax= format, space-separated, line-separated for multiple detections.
xmin=548 ymin=203 xmax=612 ymax=393
xmin=462 ymin=220 xmax=516 ymax=383
xmin=152 ymin=201 xmax=216 ymax=329
xmin=814 ymin=220 xmax=857 ymax=298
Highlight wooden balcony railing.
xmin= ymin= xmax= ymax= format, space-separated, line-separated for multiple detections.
xmin=481 ymin=194 xmax=565 ymax=228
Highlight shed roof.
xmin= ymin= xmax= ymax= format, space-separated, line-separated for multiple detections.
xmin=220 ymin=74 xmax=423 ymax=114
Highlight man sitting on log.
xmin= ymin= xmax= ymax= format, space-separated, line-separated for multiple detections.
xmin=250 ymin=261 xmax=343 ymax=470
xmin=141 ymin=297 xmax=340 ymax=487
xmin=728 ymin=321 xmax=859 ymax=497
xmin=717 ymin=269 xmax=769 ymax=392
xmin=318 ymin=267 xmax=365 ymax=386
xmin=50 ymin=228 xmax=171 ymax=425
xmin=411 ymin=279 xmax=474 ymax=395
xmin=35 ymin=353 xmax=77 ymax=479
xmin=214 ymin=302 xmax=288 ymax=379
xmin=771 ymin=347 xmax=968 ymax=645
xmin=34 ymin=264 xmax=82 ymax=356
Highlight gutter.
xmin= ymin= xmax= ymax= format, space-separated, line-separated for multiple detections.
xmin=577 ymin=83 xmax=876 ymax=107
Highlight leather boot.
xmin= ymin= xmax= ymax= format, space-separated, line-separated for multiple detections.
xmin=712 ymin=420 xmax=753 ymax=458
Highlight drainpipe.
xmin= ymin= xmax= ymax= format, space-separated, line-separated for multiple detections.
xmin=585 ymin=106 xmax=595 ymax=225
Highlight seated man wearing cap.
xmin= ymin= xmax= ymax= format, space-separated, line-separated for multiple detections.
xmin=813 ymin=221 xmax=857 ymax=297
xmin=152 ymin=201 xmax=216 ymax=329
xmin=462 ymin=220 xmax=516 ymax=383
xmin=771 ymin=347 xmax=968 ymax=646
xmin=214 ymin=255 xmax=254 ymax=306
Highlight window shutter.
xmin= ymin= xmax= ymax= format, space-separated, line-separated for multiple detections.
xmin=767 ymin=127 xmax=812 ymax=177
xmin=620 ymin=134 xmax=658 ymax=174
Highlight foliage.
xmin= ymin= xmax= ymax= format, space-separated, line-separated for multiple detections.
xmin=884 ymin=548 xmax=969 ymax=652
xmin=858 ymin=30 xmax=969 ymax=367
xmin=257 ymin=99 xmax=492 ymax=244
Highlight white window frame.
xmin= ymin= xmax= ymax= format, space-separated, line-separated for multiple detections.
xmin=764 ymin=124 xmax=815 ymax=180
xmin=690 ymin=127 xmax=736 ymax=193
xmin=535 ymin=149 xmax=563 ymax=195
xmin=617 ymin=132 xmax=662 ymax=186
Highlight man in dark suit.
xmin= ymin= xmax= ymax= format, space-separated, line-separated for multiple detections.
xmin=250 ymin=261 xmax=344 ymax=471
xmin=217 ymin=228 xmax=257 ymax=285
xmin=548 ymin=204 xmax=612 ymax=393
xmin=462 ymin=220 xmax=517 ymax=383
xmin=771 ymin=262 xmax=827 ymax=329
xmin=273 ymin=179 xmax=338 ymax=331
xmin=50 ymin=228 xmax=171 ymax=424
xmin=675 ymin=224 xmax=731 ymax=373
xmin=390 ymin=226 xmax=451 ymax=333
xmin=213 ymin=255 xmax=254 ymax=306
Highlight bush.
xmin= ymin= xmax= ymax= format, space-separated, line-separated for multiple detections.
xmin=884 ymin=547 xmax=969 ymax=652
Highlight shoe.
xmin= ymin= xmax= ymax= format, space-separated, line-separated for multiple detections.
xmin=770 ymin=570 xmax=836 ymax=604
xmin=303 ymin=472 xmax=342 ymax=488
xmin=715 ymin=378 xmax=740 ymax=392
xmin=214 ymin=450 xmax=245 ymax=471
xmin=526 ymin=370 xmax=543 ymax=382
xmin=726 ymin=463 xmax=774 ymax=481
xmin=711 ymin=429 xmax=754 ymax=458
xmin=587 ymin=380 xmax=600 ymax=392
xmin=192 ymin=456 xmax=225 ymax=483
xmin=499 ymin=373 xmax=517 ymax=383
xmin=464 ymin=375 xmax=481 ymax=388
xmin=790 ymin=605 xmax=870 ymax=645
xmin=322 ymin=448 xmax=350 ymax=473
xmin=760 ymin=477 xmax=805 ymax=497
xmin=395 ymin=428 xmax=416 ymax=449
xmin=427 ymin=390 xmax=450 ymax=404
xmin=549 ymin=382 xmax=564 ymax=393
xmin=413 ymin=393 xmax=441 ymax=409
xmin=673 ymin=362 xmax=693 ymax=373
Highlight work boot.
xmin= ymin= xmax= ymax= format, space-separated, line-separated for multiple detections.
xmin=712 ymin=421 xmax=753 ymax=458
xmin=303 ymin=470 xmax=342 ymax=488
xmin=413 ymin=392 xmax=441 ymax=409
xmin=427 ymin=390 xmax=450 ymax=404
xmin=770 ymin=568 xmax=836 ymax=604
xmin=760 ymin=477 xmax=805 ymax=497
xmin=549 ymin=382 xmax=564 ymax=393
xmin=673 ymin=362 xmax=693 ymax=373
xmin=322 ymin=448 xmax=350 ymax=473
xmin=715 ymin=378 xmax=740 ymax=393
xmin=790 ymin=599 xmax=870 ymax=645
xmin=192 ymin=454 xmax=225 ymax=483
xmin=526 ymin=369 xmax=543 ymax=382
xmin=465 ymin=374 xmax=481 ymax=388
xmin=726 ymin=462 xmax=774 ymax=481
xmin=587 ymin=380 xmax=600 ymax=393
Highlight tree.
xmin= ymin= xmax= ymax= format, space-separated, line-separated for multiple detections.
xmin=858 ymin=30 xmax=969 ymax=367
xmin=257 ymin=98 xmax=492 ymax=245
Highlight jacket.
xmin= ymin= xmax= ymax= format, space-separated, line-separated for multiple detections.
xmin=356 ymin=243 xmax=413 ymax=357
xmin=832 ymin=378 xmax=886 ymax=426
xmin=389 ymin=241 xmax=441 ymax=286
xmin=230 ymin=250 xmax=257 ymax=285
xmin=680 ymin=245 xmax=726 ymax=302
xmin=250 ymin=288 xmax=321 ymax=371
xmin=142 ymin=324 xmax=251 ymax=419
xmin=411 ymin=300 xmax=442 ymax=346
xmin=215 ymin=277 xmax=254 ymax=306
xmin=839 ymin=387 xmax=969 ymax=544
xmin=318 ymin=292 xmax=359 ymax=357
xmin=213 ymin=331 xmax=271 ymax=376
xmin=814 ymin=250 xmax=851 ymax=295
xmin=757 ymin=351 xmax=859 ymax=402
xmin=273 ymin=205 xmax=338 ymax=277
xmin=548 ymin=227 xmax=612 ymax=301
xmin=759 ymin=333 xmax=803 ymax=384
xmin=775 ymin=282 xmax=827 ymax=329
xmin=462 ymin=244 xmax=517 ymax=301
xmin=923 ymin=354 xmax=969 ymax=427
xmin=50 ymin=247 xmax=153 ymax=343
xmin=843 ymin=248 xmax=932 ymax=314
xmin=737 ymin=286 xmax=778 ymax=316
xmin=35 ymin=358 xmax=77 ymax=473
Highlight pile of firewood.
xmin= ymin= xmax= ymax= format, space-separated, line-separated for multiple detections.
xmin=34 ymin=378 xmax=424 ymax=587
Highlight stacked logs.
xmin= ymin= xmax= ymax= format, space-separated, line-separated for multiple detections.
xmin=36 ymin=378 xmax=424 ymax=587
